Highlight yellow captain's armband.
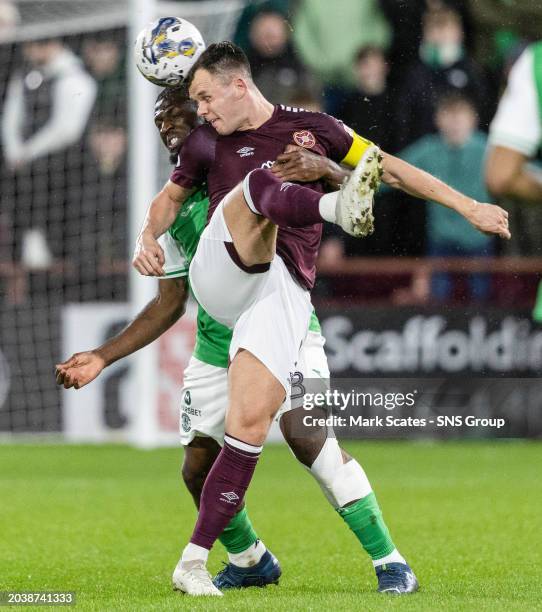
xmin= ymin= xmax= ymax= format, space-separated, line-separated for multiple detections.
xmin=341 ymin=132 xmax=374 ymax=168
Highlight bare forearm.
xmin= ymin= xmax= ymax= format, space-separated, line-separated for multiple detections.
xmin=499 ymin=168 xmax=542 ymax=204
xmin=138 ymin=181 xmax=193 ymax=240
xmin=139 ymin=193 xmax=180 ymax=240
xmin=382 ymin=152 xmax=476 ymax=217
xmin=485 ymin=146 xmax=542 ymax=203
xmin=95 ymin=285 xmax=186 ymax=366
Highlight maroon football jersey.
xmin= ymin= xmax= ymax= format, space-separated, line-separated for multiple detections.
xmin=170 ymin=105 xmax=353 ymax=289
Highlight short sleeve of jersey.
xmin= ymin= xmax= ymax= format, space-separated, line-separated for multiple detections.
xmin=157 ymin=232 xmax=189 ymax=278
xmin=310 ymin=111 xmax=375 ymax=168
xmin=311 ymin=112 xmax=354 ymax=162
xmin=170 ymin=125 xmax=215 ymax=189
xmin=489 ymin=47 xmax=542 ymax=156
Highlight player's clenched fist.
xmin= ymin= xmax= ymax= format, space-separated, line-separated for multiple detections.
xmin=132 ymin=231 xmax=165 ymax=276
xmin=467 ymin=201 xmax=511 ymax=239
xmin=55 ymin=351 xmax=106 ymax=389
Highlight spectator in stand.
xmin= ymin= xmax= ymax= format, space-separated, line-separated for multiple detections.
xmin=292 ymin=0 xmax=391 ymax=115
xmin=397 ymin=93 xmax=494 ymax=302
xmin=335 ymin=45 xmax=396 ymax=153
xmin=395 ymin=5 xmax=489 ymax=149
xmin=1 ymin=38 xmax=96 ymax=268
xmin=82 ymin=32 xmax=126 ymax=123
xmin=245 ymin=9 xmax=317 ymax=105
xmin=0 ymin=0 xmax=17 ymax=37
xmin=233 ymin=0 xmax=290 ymax=51
xmin=64 ymin=119 xmax=127 ymax=301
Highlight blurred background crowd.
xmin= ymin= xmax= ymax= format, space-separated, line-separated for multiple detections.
xmin=1 ymin=0 xmax=541 ymax=309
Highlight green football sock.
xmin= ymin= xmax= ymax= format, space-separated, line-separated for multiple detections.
xmin=218 ymin=507 xmax=258 ymax=554
xmin=337 ymin=492 xmax=396 ymax=560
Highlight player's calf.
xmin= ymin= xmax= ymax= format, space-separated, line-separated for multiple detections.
xmin=181 ymin=437 xmax=221 ymax=507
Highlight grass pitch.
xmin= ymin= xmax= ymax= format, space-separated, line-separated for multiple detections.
xmin=1 ymin=441 xmax=541 ymax=611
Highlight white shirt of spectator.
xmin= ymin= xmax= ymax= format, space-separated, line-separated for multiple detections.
xmin=489 ymin=47 xmax=542 ymax=157
xmin=2 ymin=47 xmax=97 ymax=165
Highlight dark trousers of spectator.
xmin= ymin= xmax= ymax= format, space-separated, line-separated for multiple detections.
xmin=427 ymin=241 xmax=494 ymax=302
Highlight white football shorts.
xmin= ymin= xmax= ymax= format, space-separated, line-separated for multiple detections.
xmin=189 ymin=199 xmax=313 ymax=394
xmin=179 ymin=329 xmax=330 ymax=446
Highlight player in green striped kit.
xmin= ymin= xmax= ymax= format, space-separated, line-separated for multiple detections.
xmin=486 ymin=41 xmax=542 ymax=318
xmin=56 ymin=86 xmax=416 ymax=595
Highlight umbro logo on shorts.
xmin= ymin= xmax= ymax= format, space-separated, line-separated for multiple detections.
xmin=220 ymin=491 xmax=240 ymax=503
xmin=237 ymin=146 xmax=255 ymax=157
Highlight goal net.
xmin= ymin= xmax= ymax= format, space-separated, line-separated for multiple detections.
xmin=0 ymin=0 xmax=246 ymax=442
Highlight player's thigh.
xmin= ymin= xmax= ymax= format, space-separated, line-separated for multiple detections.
xmin=226 ymin=348 xmax=286 ymax=445
xmin=228 ymin=255 xmax=312 ymax=396
xmin=222 ymin=182 xmax=277 ymax=266
xmin=189 ymin=200 xmax=269 ymax=328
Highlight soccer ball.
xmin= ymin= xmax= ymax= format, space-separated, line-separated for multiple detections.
xmin=134 ymin=17 xmax=205 ymax=87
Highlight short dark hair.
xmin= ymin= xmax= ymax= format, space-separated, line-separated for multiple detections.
xmin=155 ymin=85 xmax=190 ymax=108
xmin=436 ymin=91 xmax=476 ymax=113
xmin=186 ymin=41 xmax=251 ymax=87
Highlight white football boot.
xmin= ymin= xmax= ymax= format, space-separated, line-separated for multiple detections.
xmin=172 ymin=560 xmax=223 ymax=597
xmin=336 ymin=144 xmax=383 ymax=237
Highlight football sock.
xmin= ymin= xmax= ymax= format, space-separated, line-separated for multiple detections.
xmin=371 ymin=548 xmax=407 ymax=568
xmin=218 ymin=507 xmax=259 ymax=554
xmin=243 ymin=168 xmax=325 ymax=227
xmin=337 ymin=492 xmax=397 ymax=561
xmin=318 ymin=192 xmax=339 ymax=223
xmin=180 ymin=542 xmax=209 ymax=565
xmin=227 ymin=539 xmax=267 ymax=568
xmin=189 ymin=433 xmax=262 ymax=551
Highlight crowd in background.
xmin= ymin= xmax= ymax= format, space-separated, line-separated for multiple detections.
xmin=1 ymin=0 xmax=542 ymax=307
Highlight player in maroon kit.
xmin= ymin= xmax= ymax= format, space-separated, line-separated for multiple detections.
xmin=133 ymin=43 xmax=509 ymax=596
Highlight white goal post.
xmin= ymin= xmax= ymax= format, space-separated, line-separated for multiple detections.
xmin=128 ymin=0 xmax=246 ymax=447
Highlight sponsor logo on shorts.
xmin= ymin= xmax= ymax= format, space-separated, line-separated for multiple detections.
xmin=293 ymin=130 xmax=316 ymax=149
xmin=184 ymin=390 xmax=191 ymax=406
xmin=183 ymin=406 xmax=201 ymax=417
xmin=220 ymin=491 xmax=240 ymax=504
xmin=181 ymin=412 xmax=191 ymax=433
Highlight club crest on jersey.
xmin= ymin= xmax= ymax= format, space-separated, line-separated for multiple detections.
xmin=293 ymin=130 xmax=316 ymax=149
xmin=237 ymin=146 xmax=255 ymax=157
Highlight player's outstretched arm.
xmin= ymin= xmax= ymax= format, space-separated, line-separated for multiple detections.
xmin=55 ymin=278 xmax=188 ymax=389
xmin=133 ymin=181 xmax=194 ymax=276
xmin=381 ymin=151 xmax=511 ymax=239
xmin=272 ymin=144 xmax=350 ymax=189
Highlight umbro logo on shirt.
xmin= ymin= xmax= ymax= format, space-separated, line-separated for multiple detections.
xmin=237 ymin=146 xmax=255 ymax=157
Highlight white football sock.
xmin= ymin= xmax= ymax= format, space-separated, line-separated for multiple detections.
xmin=318 ymin=192 xmax=338 ymax=224
xmin=372 ymin=548 xmax=406 ymax=568
xmin=227 ymin=539 xmax=266 ymax=568
xmin=181 ymin=542 xmax=209 ymax=567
